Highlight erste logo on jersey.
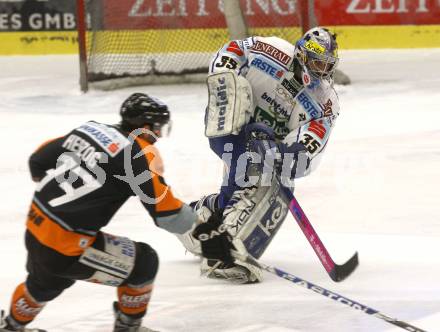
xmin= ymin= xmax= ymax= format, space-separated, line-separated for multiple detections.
xmin=297 ymin=91 xmax=322 ymax=118
xmin=251 ymin=41 xmax=291 ymax=67
xmin=250 ymin=58 xmax=284 ymax=80
xmin=76 ymin=121 xmax=129 ymax=157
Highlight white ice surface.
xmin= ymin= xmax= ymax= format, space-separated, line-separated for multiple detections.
xmin=0 ymin=49 xmax=439 ymax=332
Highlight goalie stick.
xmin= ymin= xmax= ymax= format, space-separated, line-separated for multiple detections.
xmin=281 ymin=185 xmax=358 ymax=282
xmin=233 ymin=252 xmax=428 ymax=332
xmin=245 ymin=122 xmax=358 ymax=281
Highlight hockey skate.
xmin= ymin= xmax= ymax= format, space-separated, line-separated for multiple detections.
xmin=201 ymin=258 xmax=262 ymax=284
xmin=0 ymin=311 xmax=46 ymax=332
xmin=113 ymin=303 xmax=158 ymax=332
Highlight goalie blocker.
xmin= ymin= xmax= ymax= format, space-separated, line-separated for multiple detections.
xmin=205 ymin=71 xmax=253 ymax=138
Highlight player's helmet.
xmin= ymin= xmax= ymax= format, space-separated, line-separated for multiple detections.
xmin=120 ymin=93 xmax=171 ymax=136
xmin=294 ymin=27 xmax=339 ymax=80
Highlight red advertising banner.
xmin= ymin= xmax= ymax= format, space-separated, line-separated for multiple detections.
xmin=103 ymin=0 xmax=301 ymax=30
xmin=0 ymin=0 xmax=439 ymax=33
xmin=315 ymin=0 xmax=440 ymax=25
xmin=103 ymin=0 xmax=440 ymax=30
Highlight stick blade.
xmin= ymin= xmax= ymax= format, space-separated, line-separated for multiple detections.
xmin=330 ymin=252 xmax=359 ymax=282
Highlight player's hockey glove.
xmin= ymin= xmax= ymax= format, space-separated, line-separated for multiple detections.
xmin=248 ymin=138 xmax=306 ymax=176
xmin=245 ymin=122 xmax=308 ymax=180
xmin=192 ymin=210 xmax=234 ymax=264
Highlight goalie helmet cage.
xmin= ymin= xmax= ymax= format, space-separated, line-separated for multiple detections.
xmin=77 ymin=0 xmax=315 ymax=92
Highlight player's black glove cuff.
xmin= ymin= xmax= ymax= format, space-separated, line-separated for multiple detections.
xmin=192 ymin=211 xmax=233 ymax=264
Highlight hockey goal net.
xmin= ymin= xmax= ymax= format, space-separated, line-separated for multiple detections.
xmin=77 ymin=0 xmax=308 ymax=92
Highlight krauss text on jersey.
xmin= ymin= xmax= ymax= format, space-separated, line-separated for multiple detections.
xmin=79 ymin=124 xmax=114 ymax=147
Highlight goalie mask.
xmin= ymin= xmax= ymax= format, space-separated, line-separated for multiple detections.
xmin=294 ymin=27 xmax=339 ymax=81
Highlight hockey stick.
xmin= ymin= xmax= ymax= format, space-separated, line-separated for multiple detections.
xmin=245 ymin=123 xmax=358 ymax=281
xmin=281 ymin=184 xmax=358 ymax=282
xmin=233 ymin=252 xmax=428 ymax=332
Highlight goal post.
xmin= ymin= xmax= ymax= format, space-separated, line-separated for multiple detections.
xmin=223 ymin=0 xmax=248 ymax=40
xmin=77 ymin=0 xmax=88 ymax=93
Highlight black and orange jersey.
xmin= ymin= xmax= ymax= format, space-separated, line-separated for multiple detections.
xmin=27 ymin=121 xmax=197 ymax=256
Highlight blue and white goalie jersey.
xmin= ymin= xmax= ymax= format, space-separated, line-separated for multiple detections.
xmin=208 ymin=36 xmax=340 ymax=177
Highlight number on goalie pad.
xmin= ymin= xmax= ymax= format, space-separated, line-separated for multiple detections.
xmin=205 ymin=71 xmax=253 ymax=137
xmin=79 ymin=232 xmax=136 ymax=287
xmin=223 ymin=177 xmax=288 ymax=258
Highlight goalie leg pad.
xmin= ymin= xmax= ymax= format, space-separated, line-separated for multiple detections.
xmin=223 ymin=177 xmax=289 ymax=259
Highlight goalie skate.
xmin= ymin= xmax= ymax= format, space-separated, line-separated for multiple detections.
xmin=201 ymin=258 xmax=262 ymax=284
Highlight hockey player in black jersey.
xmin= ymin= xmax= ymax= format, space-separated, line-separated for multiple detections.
xmin=0 ymin=93 xmax=209 ymax=332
